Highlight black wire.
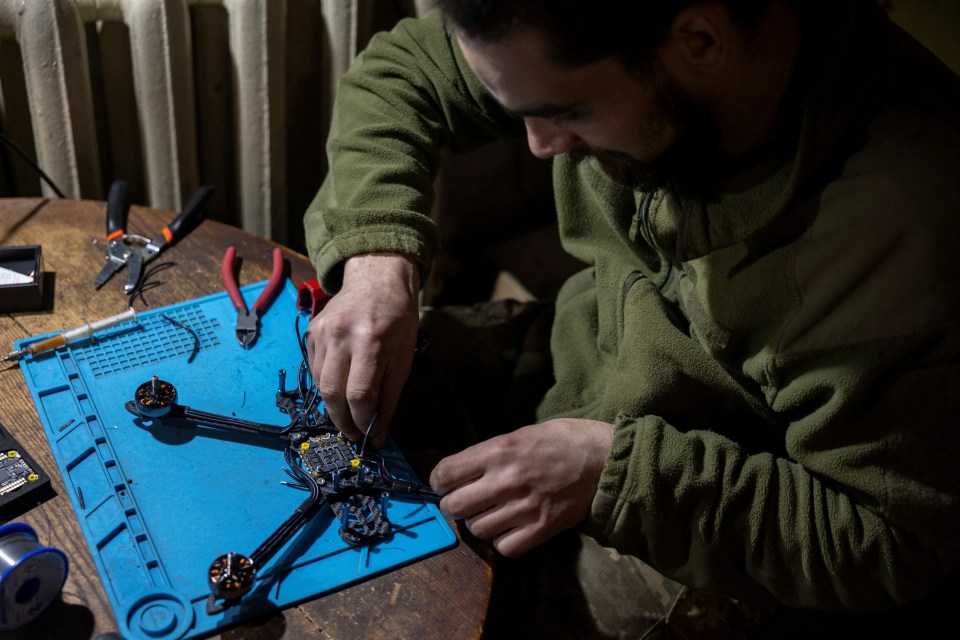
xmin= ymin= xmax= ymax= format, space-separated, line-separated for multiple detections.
xmin=0 ymin=131 xmax=67 ymax=198
xmin=160 ymin=314 xmax=200 ymax=363
xmin=0 ymin=134 xmax=17 ymax=193
xmin=250 ymin=447 xmax=326 ymax=567
xmin=284 ymin=447 xmax=320 ymax=501
xmin=296 ymin=314 xmax=309 ymax=362
xmin=295 ymin=314 xmax=314 ymax=401
xmin=250 ymin=504 xmax=315 ymax=567
xmin=128 ymin=261 xmax=176 ymax=306
xmin=128 ymin=280 xmax=161 ymax=307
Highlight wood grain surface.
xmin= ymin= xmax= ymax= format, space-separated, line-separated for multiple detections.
xmin=0 ymin=198 xmax=492 ymax=640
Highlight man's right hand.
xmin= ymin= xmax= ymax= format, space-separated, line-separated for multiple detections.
xmin=305 ymin=252 xmax=420 ymax=447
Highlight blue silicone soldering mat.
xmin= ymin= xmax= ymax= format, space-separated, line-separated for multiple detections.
xmin=15 ymin=280 xmax=457 ymax=640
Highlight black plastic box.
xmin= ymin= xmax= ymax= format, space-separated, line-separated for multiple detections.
xmin=0 ymin=245 xmax=43 ymax=313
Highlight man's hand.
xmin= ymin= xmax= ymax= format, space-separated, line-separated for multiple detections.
xmin=305 ymin=252 xmax=420 ymax=447
xmin=430 ymin=419 xmax=614 ymax=557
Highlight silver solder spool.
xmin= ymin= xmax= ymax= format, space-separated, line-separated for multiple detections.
xmin=0 ymin=522 xmax=69 ymax=631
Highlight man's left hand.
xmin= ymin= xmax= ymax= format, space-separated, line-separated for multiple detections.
xmin=430 ymin=419 xmax=614 ymax=557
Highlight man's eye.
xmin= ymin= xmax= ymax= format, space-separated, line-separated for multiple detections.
xmin=555 ymin=110 xmax=584 ymax=123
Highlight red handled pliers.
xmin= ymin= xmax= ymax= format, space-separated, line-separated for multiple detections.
xmin=221 ymin=246 xmax=285 ymax=347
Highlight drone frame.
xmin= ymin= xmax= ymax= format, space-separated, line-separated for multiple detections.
xmin=124 ymin=352 xmax=440 ymax=614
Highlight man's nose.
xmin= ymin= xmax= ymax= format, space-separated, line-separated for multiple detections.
xmin=524 ymin=118 xmax=576 ymax=159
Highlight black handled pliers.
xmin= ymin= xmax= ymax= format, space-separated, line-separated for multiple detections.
xmin=221 ymin=246 xmax=285 ymax=347
xmin=93 ymin=180 xmax=215 ymax=293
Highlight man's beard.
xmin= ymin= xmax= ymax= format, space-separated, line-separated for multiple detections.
xmin=570 ymin=71 xmax=723 ymax=194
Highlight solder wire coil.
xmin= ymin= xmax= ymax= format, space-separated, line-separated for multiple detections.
xmin=0 ymin=522 xmax=69 ymax=631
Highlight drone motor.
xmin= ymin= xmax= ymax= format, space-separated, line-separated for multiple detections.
xmin=208 ymin=552 xmax=255 ymax=601
xmin=133 ymin=376 xmax=177 ymax=417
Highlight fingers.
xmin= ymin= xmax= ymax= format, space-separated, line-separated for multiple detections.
xmin=305 ymin=253 xmax=420 ymax=443
xmin=369 ymin=359 xmax=410 ymax=448
xmin=312 ymin=347 xmax=353 ymax=437
xmin=491 ymin=524 xmax=542 ymax=558
xmin=448 ymin=490 xmax=545 ymax=558
xmin=313 ymin=345 xmax=382 ymax=441
xmin=430 ymin=421 xmax=615 ymax=558
xmin=436 ymin=473 xmax=489 ymax=520
xmin=430 ymin=443 xmax=496 ymax=496
xmin=305 ymin=305 xmax=414 ymax=443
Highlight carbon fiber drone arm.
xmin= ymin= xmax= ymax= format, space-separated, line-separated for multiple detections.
xmin=205 ymin=492 xmax=327 ymax=614
xmin=125 ymin=375 xmax=294 ymax=438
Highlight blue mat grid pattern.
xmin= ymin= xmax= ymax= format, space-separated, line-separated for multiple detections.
xmin=16 ymin=281 xmax=457 ymax=640
xmin=74 ymin=307 xmax=221 ymax=378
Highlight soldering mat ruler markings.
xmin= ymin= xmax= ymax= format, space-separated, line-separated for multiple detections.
xmin=14 ymin=280 xmax=457 ymax=640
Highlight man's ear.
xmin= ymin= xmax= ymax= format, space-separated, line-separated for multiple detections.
xmin=667 ymin=4 xmax=729 ymax=74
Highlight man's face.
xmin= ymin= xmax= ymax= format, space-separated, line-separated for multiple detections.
xmin=457 ymin=28 xmax=722 ymax=191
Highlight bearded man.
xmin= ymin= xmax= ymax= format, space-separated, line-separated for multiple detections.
xmin=303 ymin=1 xmax=960 ymax=635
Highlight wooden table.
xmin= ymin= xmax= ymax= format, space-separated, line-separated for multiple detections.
xmin=0 ymin=198 xmax=493 ymax=640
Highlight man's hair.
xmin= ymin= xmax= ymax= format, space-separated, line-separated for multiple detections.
xmin=436 ymin=0 xmax=772 ymax=67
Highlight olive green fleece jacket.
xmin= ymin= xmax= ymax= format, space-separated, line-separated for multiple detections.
xmin=305 ymin=1 xmax=960 ymax=611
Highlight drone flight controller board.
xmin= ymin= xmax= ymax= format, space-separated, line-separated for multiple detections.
xmin=15 ymin=281 xmax=457 ymax=640
xmin=0 ymin=420 xmax=53 ymax=519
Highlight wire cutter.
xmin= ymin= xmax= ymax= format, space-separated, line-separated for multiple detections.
xmin=221 ymin=246 xmax=285 ymax=347
xmin=93 ymin=180 xmax=215 ymax=293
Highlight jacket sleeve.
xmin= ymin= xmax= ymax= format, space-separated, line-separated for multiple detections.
xmin=586 ymin=326 xmax=960 ymax=611
xmin=304 ymin=9 xmax=522 ymax=294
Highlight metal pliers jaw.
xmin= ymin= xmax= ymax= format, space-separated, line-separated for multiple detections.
xmin=96 ymin=239 xmax=135 ymax=289
xmin=93 ymin=181 xmax=215 ymax=293
xmin=221 ymin=246 xmax=286 ymax=347
xmin=234 ymin=308 xmax=262 ymax=346
xmin=93 ymin=180 xmax=134 ymax=289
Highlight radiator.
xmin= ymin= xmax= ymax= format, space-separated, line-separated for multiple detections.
xmin=0 ymin=0 xmax=424 ymax=245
